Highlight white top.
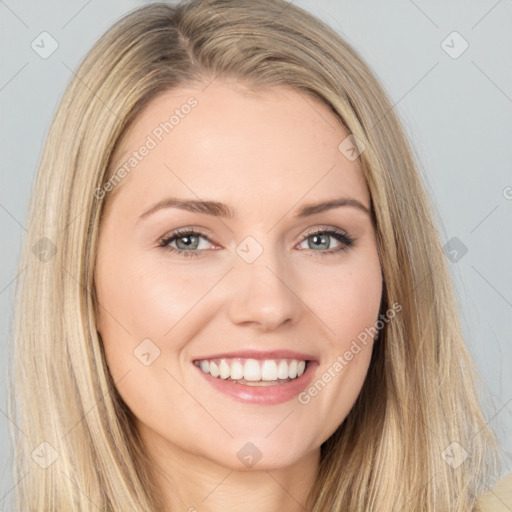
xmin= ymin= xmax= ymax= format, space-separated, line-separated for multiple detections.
xmin=478 ymin=473 xmax=512 ymax=511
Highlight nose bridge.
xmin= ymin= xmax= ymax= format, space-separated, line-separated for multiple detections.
xmin=226 ymin=234 xmax=301 ymax=329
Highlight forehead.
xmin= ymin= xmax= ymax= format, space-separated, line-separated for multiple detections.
xmin=105 ymin=80 xmax=370 ymax=216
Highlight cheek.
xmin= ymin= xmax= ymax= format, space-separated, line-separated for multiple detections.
xmin=302 ymin=255 xmax=383 ymax=344
xmin=95 ymin=255 xmax=214 ymax=350
xmin=294 ymin=255 xmax=382 ymax=434
xmin=94 ymin=256 xmax=222 ymax=430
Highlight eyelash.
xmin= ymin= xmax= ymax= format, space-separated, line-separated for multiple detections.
xmin=158 ymin=226 xmax=356 ymax=258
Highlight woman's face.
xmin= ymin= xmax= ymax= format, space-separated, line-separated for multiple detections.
xmin=95 ymin=80 xmax=383 ymax=471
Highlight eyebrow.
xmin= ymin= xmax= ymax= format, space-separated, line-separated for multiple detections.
xmin=139 ymin=196 xmax=371 ymax=220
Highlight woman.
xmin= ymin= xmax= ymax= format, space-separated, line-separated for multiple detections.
xmin=9 ymin=0 xmax=510 ymax=510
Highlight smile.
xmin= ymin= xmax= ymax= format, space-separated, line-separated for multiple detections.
xmin=194 ymin=358 xmax=308 ymax=385
xmin=192 ymin=355 xmax=318 ymax=405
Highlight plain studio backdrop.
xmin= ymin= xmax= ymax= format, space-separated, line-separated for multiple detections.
xmin=0 ymin=0 xmax=511 ymax=507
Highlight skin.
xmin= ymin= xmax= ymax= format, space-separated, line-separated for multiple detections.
xmin=94 ymin=79 xmax=383 ymax=512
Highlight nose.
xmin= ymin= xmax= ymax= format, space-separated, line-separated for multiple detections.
xmin=226 ymin=248 xmax=303 ymax=331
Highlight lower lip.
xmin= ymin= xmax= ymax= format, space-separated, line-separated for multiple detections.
xmin=193 ymin=362 xmax=319 ymax=405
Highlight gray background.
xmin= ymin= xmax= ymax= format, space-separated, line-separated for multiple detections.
xmin=1 ymin=0 xmax=511 ymax=506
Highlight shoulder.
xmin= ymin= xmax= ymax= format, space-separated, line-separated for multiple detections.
xmin=477 ymin=473 xmax=512 ymax=511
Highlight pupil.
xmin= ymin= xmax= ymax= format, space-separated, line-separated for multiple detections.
xmin=311 ymin=234 xmax=329 ymax=250
xmin=178 ymin=235 xmax=197 ymax=249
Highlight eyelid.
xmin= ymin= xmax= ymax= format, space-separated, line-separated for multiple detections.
xmin=158 ymin=227 xmax=216 ymax=254
xmin=158 ymin=225 xmax=356 ymax=257
xmin=301 ymin=224 xmax=349 ymax=239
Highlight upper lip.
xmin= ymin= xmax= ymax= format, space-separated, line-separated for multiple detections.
xmin=193 ymin=349 xmax=318 ymax=362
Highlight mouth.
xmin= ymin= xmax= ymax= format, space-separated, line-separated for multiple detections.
xmin=191 ymin=351 xmax=319 ymax=405
xmin=193 ymin=357 xmax=310 ymax=386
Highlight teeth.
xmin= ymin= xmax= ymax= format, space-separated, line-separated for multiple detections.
xmin=230 ymin=361 xmax=244 ymax=380
xmin=219 ymin=360 xmax=230 ymax=379
xmin=289 ymin=360 xmax=298 ymax=379
xmin=195 ymin=357 xmax=309 ymax=383
xmin=277 ymin=360 xmax=289 ymax=379
xmin=261 ymin=360 xmax=278 ymax=381
xmin=244 ymin=359 xmax=261 ymax=381
xmin=209 ymin=361 xmax=220 ymax=378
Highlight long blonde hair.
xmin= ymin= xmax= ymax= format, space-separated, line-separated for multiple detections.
xmin=9 ymin=0 xmax=501 ymax=510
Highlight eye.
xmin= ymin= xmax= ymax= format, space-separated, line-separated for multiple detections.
xmin=296 ymin=227 xmax=356 ymax=255
xmin=158 ymin=226 xmax=356 ymax=258
xmin=158 ymin=228 xmax=214 ymax=258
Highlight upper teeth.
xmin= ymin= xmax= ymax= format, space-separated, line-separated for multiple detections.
xmin=195 ymin=358 xmax=307 ymax=381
